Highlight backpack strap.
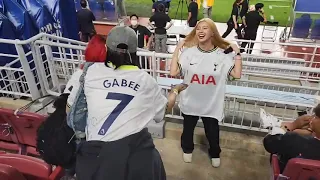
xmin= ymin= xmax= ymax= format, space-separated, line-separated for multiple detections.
xmin=67 ymin=62 xmax=94 ymax=138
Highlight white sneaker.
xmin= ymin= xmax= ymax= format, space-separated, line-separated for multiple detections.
xmin=211 ymin=158 xmax=220 ymax=168
xmin=183 ymin=153 xmax=192 ymax=163
xmin=260 ymin=108 xmax=282 ymax=128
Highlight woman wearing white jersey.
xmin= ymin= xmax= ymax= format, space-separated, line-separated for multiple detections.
xmin=170 ymin=18 xmax=242 ymax=167
xmin=66 ymin=26 xmax=187 ymax=180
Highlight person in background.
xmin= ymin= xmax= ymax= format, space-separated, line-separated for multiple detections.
xmin=170 ymin=18 xmax=242 ymax=168
xmin=77 ymin=0 xmax=96 ymax=42
xmin=240 ymin=3 xmax=266 ymax=54
xmin=149 ymin=3 xmax=173 ymax=53
xmin=222 ymin=0 xmax=243 ymax=38
xmin=129 ymin=14 xmax=154 ymax=69
xmin=197 ymin=0 xmax=214 ymax=18
xmin=261 ymin=104 xmax=320 ymax=173
xmin=188 ymin=0 xmax=198 ymax=27
xmin=165 ymin=0 xmax=171 ymax=13
xmin=116 ymin=0 xmax=126 ymax=19
xmin=152 ymin=0 xmax=168 ymax=14
xmin=239 ymin=0 xmax=249 ymax=33
xmin=129 ymin=14 xmax=153 ymax=49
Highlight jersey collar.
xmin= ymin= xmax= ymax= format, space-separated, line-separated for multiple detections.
xmin=197 ymin=45 xmax=218 ymax=53
xmin=117 ymin=65 xmax=139 ymax=70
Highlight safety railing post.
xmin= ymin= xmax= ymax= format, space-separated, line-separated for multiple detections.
xmin=308 ymin=45 xmax=318 ymax=68
xmin=15 ymin=43 xmax=41 ymax=100
xmin=30 ymin=41 xmax=46 ymax=96
xmin=152 ymin=51 xmax=157 ymax=80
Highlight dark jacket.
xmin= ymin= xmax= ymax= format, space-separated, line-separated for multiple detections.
xmin=75 ymin=128 xmax=166 ymax=180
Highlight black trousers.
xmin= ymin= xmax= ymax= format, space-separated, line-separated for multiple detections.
xmin=181 ymin=113 xmax=221 ymax=158
xmin=222 ymin=21 xmax=242 ymax=38
xmin=240 ymin=31 xmax=257 ymax=54
xmin=76 ymin=129 xmax=166 ymax=180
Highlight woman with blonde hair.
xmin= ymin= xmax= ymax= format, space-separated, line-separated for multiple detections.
xmin=170 ymin=18 xmax=242 ymax=168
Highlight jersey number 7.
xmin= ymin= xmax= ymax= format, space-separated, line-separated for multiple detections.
xmin=98 ymin=92 xmax=134 ymax=135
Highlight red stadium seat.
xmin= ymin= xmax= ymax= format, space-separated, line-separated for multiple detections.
xmin=0 ymin=164 xmax=26 ymax=180
xmin=0 ymin=153 xmax=64 ymax=180
xmin=0 ymin=109 xmax=21 ymax=152
xmin=0 ymin=108 xmax=46 ymax=155
xmin=271 ymin=154 xmax=320 ymax=180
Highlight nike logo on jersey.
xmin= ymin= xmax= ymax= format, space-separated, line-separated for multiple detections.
xmin=190 ymin=63 xmax=197 ymax=65
xmin=190 ymin=74 xmax=216 ymax=85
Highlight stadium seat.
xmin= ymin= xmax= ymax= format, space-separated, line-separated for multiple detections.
xmin=311 ymin=19 xmax=320 ymax=40
xmin=0 ymin=110 xmax=21 ymax=152
xmin=271 ymin=154 xmax=320 ymax=180
xmin=0 ymin=164 xmax=26 ymax=180
xmin=292 ymin=14 xmax=312 ymax=38
xmin=0 ymin=153 xmax=64 ymax=180
xmin=103 ymin=0 xmax=116 ymax=21
xmin=88 ymin=0 xmax=105 ymax=20
xmin=0 ymin=108 xmax=45 ymax=155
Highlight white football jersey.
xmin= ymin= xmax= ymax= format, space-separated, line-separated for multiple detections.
xmin=178 ymin=46 xmax=234 ymax=121
xmin=67 ymin=63 xmax=167 ymax=142
xmin=64 ymin=69 xmax=83 ymax=107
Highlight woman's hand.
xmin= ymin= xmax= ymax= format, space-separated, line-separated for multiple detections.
xmin=172 ymin=83 xmax=188 ymax=93
xmin=293 ymin=115 xmax=313 ymax=129
xmin=176 ymin=40 xmax=185 ymax=51
xmin=229 ymin=43 xmax=240 ymax=54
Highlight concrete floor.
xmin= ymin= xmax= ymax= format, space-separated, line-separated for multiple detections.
xmin=154 ymin=138 xmax=270 ymax=180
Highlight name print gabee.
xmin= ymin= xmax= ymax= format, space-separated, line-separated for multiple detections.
xmin=103 ymin=78 xmax=140 ymax=91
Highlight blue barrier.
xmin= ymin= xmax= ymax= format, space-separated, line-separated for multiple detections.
xmin=3 ymin=0 xmax=38 ymax=41
xmin=41 ymin=0 xmax=79 ymax=40
xmin=17 ymin=0 xmax=59 ymax=36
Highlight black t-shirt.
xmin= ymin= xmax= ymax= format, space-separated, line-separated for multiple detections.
xmin=152 ymin=1 xmax=168 ymax=12
xmin=77 ymin=9 xmax=96 ymax=34
xmin=264 ymin=132 xmax=320 ymax=173
xmin=149 ymin=12 xmax=171 ymax=34
xmin=245 ymin=11 xmax=264 ymax=32
xmin=129 ymin=25 xmax=152 ymax=48
xmin=240 ymin=0 xmax=249 ymax=17
xmin=228 ymin=4 xmax=240 ymax=23
xmin=188 ymin=2 xmax=198 ymax=27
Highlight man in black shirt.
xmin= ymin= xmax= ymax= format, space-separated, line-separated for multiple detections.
xmin=188 ymin=0 xmax=198 ymax=27
xmin=149 ymin=3 xmax=173 ymax=53
xmin=238 ymin=0 xmax=249 ymax=36
xmin=261 ymin=104 xmax=320 ymax=173
xmin=129 ymin=14 xmax=153 ymax=49
xmin=129 ymin=14 xmax=153 ymax=69
xmin=221 ymin=0 xmax=243 ymax=38
xmin=240 ymin=3 xmax=266 ymax=54
xmin=77 ymin=0 xmax=96 ymax=42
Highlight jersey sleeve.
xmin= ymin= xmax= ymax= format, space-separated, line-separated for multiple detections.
xmin=147 ymin=76 xmax=168 ymax=122
xmin=178 ymin=49 xmax=190 ymax=76
xmin=64 ymin=70 xmax=82 ymax=107
xmin=222 ymin=54 xmax=235 ymax=80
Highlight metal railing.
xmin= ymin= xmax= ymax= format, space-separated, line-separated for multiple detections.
xmin=1 ymin=33 xmax=320 ymax=132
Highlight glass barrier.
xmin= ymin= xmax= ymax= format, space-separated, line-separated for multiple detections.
xmin=74 ymin=0 xmax=126 ymax=23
